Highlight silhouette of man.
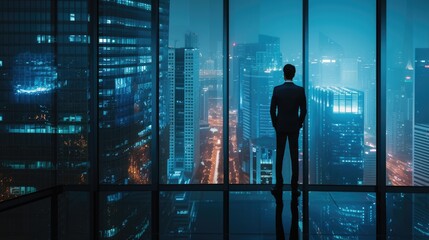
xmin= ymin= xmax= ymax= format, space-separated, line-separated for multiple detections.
xmin=270 ymin=64 xmax=306 ymax=196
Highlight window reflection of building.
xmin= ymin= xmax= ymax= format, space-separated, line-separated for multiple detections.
xmin=413 ymin=48 xmax=429 ymax=186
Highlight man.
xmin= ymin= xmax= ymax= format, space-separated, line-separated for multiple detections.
xmin=270 ymin=64 xmax=307 ymax=197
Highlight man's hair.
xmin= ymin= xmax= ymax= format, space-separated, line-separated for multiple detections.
xmin=283 ymin=64 xmax=296 ymax=80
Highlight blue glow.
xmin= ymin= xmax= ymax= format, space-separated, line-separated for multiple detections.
xmin=13 ymin=52 xmax=58 ymax=96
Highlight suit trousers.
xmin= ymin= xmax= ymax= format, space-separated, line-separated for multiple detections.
xmin=275 ymin=131 xmax=299 ymax=190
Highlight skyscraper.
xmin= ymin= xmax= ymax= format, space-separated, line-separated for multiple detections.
xmin=0 ymin=0 xmax=90 ymax=201
xmin=168 ymin=48 xmax=200 ymax=182
xmin=232 ymin=35 xmax=283 ymax=180
xmin=98 ymin=0 xmax=156 ymax=184
xmin=413 ymin=48 xmax=429 ymax=186
xmin=310 ymin=87 xmax=364 ymax=185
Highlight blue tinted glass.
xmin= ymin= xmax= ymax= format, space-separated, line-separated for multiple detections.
xmin=0 ymin=0 xmax=90 ymax=202
xmin=229 ymin=0 xmax=303 ymax=185
xmin=59 ymin=192 xmax=90 ymax=240
xmin=309 ymin=0 xmax=376 ymax=185
xmin=159 ymin=0 xmax=224 ymax=184
xmin=309 ymin=192 xmax=376 ymax=239
xmin=0 ymin=198 xmax=51 ymax=239
xmin=99 ymin=192 xmax=151 ymax=239
xmin=387 ymin=193 xmax=429 ymax=239
xmin=160 ymin=191 xmax=223 ymax=239
xmin=386 ymin=0 xmax=429 ymax=186
xmin=98 ymin=0 xmax=153 ymax=184
xmin=230 ymin=191 xmax=302 ymax=240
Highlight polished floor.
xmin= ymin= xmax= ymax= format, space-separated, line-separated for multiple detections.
xmin=1 ymin=190 xmax=428 ymax=239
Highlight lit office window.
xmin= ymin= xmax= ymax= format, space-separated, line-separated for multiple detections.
xmin=98 ymin=0 xmax=153 ymax=184
xmin=159 ymin=0 xmax=224 ymax=184
xmin=229 ymin=0 xmax=303 ymax=184
xmin=308 ymin=0 xmax=376 ymax=185
xmin=386 ymin=0 xmax=429 ymax=186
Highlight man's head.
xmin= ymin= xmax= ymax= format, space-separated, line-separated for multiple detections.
xmin=283 ymin=64 xmax=296 ymax=80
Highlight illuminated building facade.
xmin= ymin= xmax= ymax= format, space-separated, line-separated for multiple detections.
xmin=310 ymin=86 xmax=364 ymax=185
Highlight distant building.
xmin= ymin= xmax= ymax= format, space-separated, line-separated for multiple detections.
xmin=168 ymin=48 xmax=200 ymax=181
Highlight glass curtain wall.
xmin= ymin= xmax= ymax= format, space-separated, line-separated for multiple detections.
xmin=308 ymin=0 xmax=376 ymax=185
xmin=386 ymin=0 xmax=429 ymax=187
xmin=229 ymin=0 xmax=303 ymax=185
xmin=0 ymin=0 xmax=90 ymax=202
xmin=159 ymin=0 xmax=224 ymax=184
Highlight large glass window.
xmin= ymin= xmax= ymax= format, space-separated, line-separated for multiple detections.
xmin=230 ymin=191 xmax=303 ymax=239
xmin=159 ymin=191 xmax=223 ymax=239
xmin=386 ymin=0 xmax=429 ymax=186
xmin=0 ymin=0 xmax=90 ymax=202
xmin=229 ymin=0 xmax=303 ymax=185
xmin=387 ymin=193 xmax=429 ymax=239
xmin=159 ymin=0 xmax=224 ymax=184
xmin=98 ymin=0 xmax=153 ymax=184
xmin=308 ymin=0 xmax=376 ymax=185
xmin=99 ymin=192 xmax=151 ymax=239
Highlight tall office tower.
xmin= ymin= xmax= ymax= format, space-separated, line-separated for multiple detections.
xmin=98 ymin=1 xmax=170 ymax=238
xmin=98 ymin=0 xmax=154 ymax=184
xmin=0 ymin=0 xmax=90 ymax=201
xmin=318 ymin=33 xmax=344 ymax=86
xmin=413 ymin=48 xmax=429 ymax=186
xmin=231 ymin=35 xmax=283 ymax=180
xmin=168 ymin=48 xmax=200 ymax=182
xmin=310 ymin=87 xmax=364 ymax=185
xmin=241 ymin=35 xmax=282 ymax=141
xmin=249 ymin=137 xmax=278 ymax=184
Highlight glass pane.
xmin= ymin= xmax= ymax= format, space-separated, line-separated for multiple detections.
xmin=386 ymin=0 xmax=429 ymax=186
xmin=159 ymin=191 xmax=223 ymax=239
xmin=98 ymin=0 xmax=153 ymax=184
xmin=59 ymin=192 xmax=90 ymax=240
xmin=56 ymin=0 xmax=90 ymax=185
xmin=386 ymin=193 xmax=429 ymax=240
xmin=0 ymin=0 xmax=90 ymax=202
xmin=159 ymin=0 xmax=224 ymax=184
xmin=229 ymin=0 xmax=303 ymax=185
xmin=0 ymin=198 xmax=51 ymax=239
xmin=230 ymin=191 xmax=303 ymax=240
xmin=308 ymin=0 xmax=376 ymax=185
xmin=309 ymin=192 xmax=376 ymax=239
xmin=99 ymin=192 xmax=151 ymax=239
xmin=387 ymin=193 xmax=429 ymax=239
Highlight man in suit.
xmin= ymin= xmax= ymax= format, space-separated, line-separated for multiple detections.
xmin=270 ymin=64 xmax=307 ymax=197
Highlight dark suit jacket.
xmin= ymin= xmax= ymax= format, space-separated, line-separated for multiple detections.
xmin=270 ymin=81 xmax=307 ymax=133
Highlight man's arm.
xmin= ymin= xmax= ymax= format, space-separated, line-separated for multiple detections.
xmin=270 ymin=88 xmax=277 ymax=129
xmin=298 ymin=88 xmax=307 ymax=127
